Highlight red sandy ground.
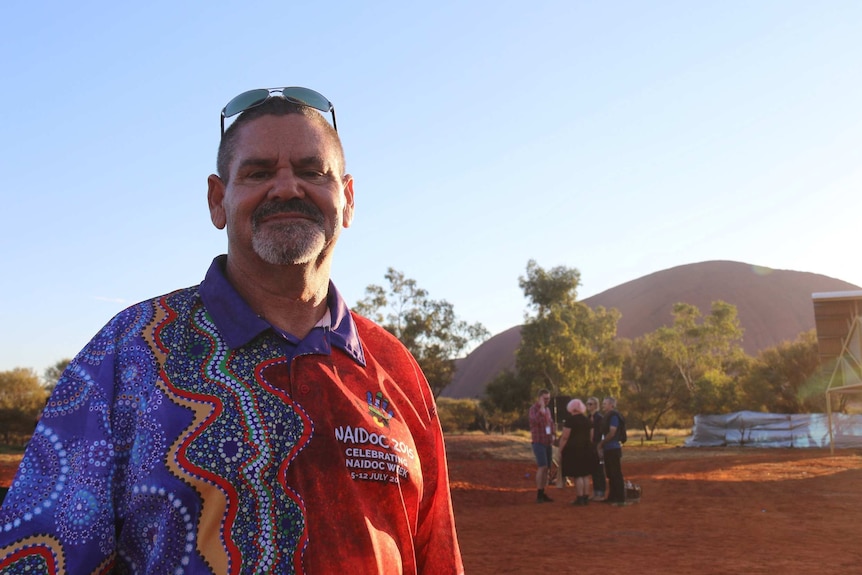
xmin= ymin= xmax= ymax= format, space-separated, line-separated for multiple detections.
xmin=3 ymin=438 xmax=862 ymax=574
xmin=446 ymin=435 xmax=862 ymax=575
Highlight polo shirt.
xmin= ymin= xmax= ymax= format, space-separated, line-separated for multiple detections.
xmin=0 ymin=256 xmax=463 ymax=575
xmin=603 ymin=412 xmax=622 ymax=450
xmin=198 ymin=255 xmax=365 ymax=366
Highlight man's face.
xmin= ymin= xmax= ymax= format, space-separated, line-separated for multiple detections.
xmin=601 ymin=399 xmax=613 ymax=413
xmin=208 ymin=114 xmax=354 ymax=268
xmin=540 ymin=394 xmax=550 ymax=406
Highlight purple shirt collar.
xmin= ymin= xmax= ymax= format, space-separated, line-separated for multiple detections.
xmin=198 ymin=255 xmax=365 ymax=366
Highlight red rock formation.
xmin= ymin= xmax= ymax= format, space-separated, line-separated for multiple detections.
xmin=442 ymin=261 xmax=859 ymax=399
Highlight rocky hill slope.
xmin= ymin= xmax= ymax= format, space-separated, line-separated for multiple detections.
xmin=442 ymin=261 xmax=860 ymax=399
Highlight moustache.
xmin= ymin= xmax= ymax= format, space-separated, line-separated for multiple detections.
xmin=252 ymin=199 xmax=325 ymax=227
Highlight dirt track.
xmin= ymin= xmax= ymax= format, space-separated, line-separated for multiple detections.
xmin=446 ymin=435 xmax=862 ymax=574
xmin=3 ymin=439 xmax=862 ymax=573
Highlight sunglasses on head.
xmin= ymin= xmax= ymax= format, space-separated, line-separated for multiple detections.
xmin=220 ymin=87 xmax=337 ymax=136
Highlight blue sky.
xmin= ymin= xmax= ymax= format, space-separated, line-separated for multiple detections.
xmin=2 ymin=1 xmax=861 ymax=376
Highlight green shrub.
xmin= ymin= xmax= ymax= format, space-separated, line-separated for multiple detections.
xmin=437 ymin=398 xmax=481 ymax=432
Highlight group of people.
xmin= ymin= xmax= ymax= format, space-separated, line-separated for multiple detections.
xmin=529 ymin=389 xmax=627 ymax=505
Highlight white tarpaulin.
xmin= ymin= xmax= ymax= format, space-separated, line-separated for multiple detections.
xmin=684 ymin=411 xmax=862 ymax=448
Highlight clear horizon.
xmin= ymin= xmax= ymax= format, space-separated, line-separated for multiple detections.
xmin=3 ymin=1 xmax=861 ymax=375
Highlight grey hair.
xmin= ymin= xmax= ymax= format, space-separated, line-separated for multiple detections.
xmin=216 ymin=98 xmax=344 ymax=183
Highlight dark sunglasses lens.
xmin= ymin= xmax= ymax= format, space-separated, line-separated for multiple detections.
xmin=223 ymin=89 xmax=270 ymax=119
xmin=281 ymin=87 xmax=331 ymax=113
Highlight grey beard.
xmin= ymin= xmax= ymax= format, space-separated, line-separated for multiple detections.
xmin=252 ymin=221 xmax=326 ymax=265
xmin=250 ymin=199 xmax=328 ymax=265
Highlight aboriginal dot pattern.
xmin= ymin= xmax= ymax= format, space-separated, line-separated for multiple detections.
xmin=0 ymin=287 xmax=312 ymax=574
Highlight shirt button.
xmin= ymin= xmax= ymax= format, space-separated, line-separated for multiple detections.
xmin=300 ymin=384 xmax=311 ymax=394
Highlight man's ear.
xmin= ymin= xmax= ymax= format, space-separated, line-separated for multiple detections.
xmin=341 ymin=174 xmax=355 ymax=229
xmin=207 ymin=174 xmax=227 ymax=229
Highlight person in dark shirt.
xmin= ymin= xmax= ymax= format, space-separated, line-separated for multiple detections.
xmin=586 ymin=396 xmax=606 ymax=501
xmin=558 ymin=399 xmax=596 ymax=506
xmin=598 ymin=396 xmax=626 ymax=504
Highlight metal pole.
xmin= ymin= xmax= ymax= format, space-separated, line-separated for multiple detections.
xmin=826 ymin=391 xmax=834 ymax=455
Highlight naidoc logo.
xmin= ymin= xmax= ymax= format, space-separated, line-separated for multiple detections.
xmin=366 ymin=391 xmax=395 ymax=427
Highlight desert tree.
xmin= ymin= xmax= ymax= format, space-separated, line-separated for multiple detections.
xmin=622 ymin=301 xmax=747 ymax=431
xmin=43 ymin=358 xmax=71 ymax=393
xmin=740 ymin=330 xmax=826 ymax=413
xmin=514 ymin=260 xmax=622 ymax=418
xmin=620 ymin=335 xmax=690 ymax=439
xmin=479 ymin=369 xmax=530 ymax=432
xmin=0 ymin=368 xmax=48 ymax=444
xmin=355 ymin=268 xmax=489 ymax=397
xmin=654 ymin=302 xmax=744 ymax=392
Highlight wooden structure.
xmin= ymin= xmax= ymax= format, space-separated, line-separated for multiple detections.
xmin=812 ymin=291 xmax=862 ymax=452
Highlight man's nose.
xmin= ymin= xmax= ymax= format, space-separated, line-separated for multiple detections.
xmin=269 ymin=168 xmax=304 ymax=199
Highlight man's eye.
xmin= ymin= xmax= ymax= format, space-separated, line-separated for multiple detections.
xmin=247 ymin=170 xmax=272 ymax=180
xmin=300 ymin=170 xmax=328 ymax=180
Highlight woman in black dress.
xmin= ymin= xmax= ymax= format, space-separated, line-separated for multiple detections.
xmin=558 ymin=398 xmax=596 ymax=506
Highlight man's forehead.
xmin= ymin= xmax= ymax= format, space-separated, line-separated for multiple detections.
xmin=231 ymin=114 xmax=341 ymax=169
xmin=235 ymin=114 xmax=326 ymax=148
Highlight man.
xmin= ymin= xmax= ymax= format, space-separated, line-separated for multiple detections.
xmin=528 ymin=388 xmax=555 ymax=503
xmin=597 ymin=396 xmax=625 ymax=504
xmin=586 ymin=396 xmax=606 ymax=501
xmin=0 ymin=88 xmax=463 ymax=574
